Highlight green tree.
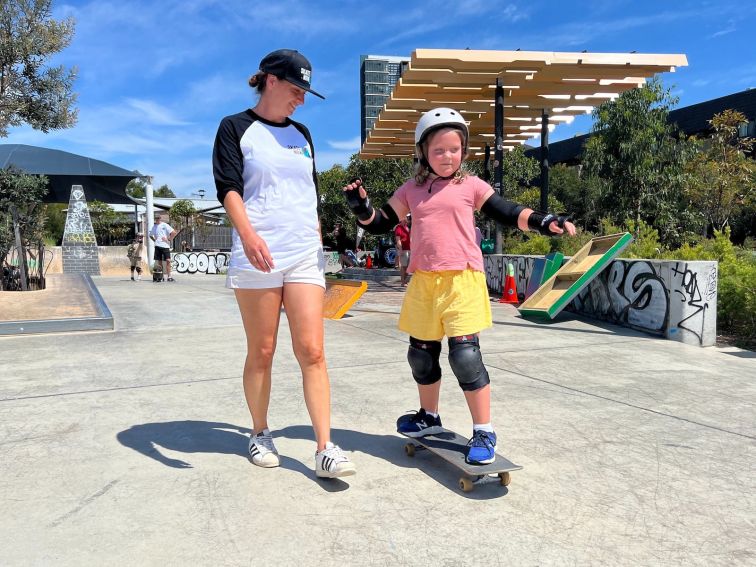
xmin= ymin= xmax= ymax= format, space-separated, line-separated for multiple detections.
xmin=42 ymin=202 xmax=65 ymax=245
xmin=548 ymin=164 xmax=603 ymax=230
xmin=0 ymin=0 xmax=78 ymax=137
xmin=464 ymin=145 xmax=540 ymax=201
xmin=317 ymin=155 xmax=413 ymax=249
xmin=154 ymin=184 xmax=175 ymax=198
xmin=0 ymin=166 xmax=48 ymax=262
xmin=125 ymin=178 xmax=147 ymax=198
xmin=583 ymin=78 xmax=697 ymax=247
xmin=88 ymin=200 xmax=128 ymax=245
xmin=686 ymin=109 xmax=756 ymax=234
xmin=169 ymin=199 xmax=196 ymax=232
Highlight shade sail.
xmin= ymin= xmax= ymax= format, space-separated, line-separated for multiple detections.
xmin=0 ymin=144 xmax=140 ymax=204
xmin=361 ymin=49 xmax=688 ymax=159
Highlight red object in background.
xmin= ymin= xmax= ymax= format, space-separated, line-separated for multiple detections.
xmin=365 ymin=255 xmax=373 ymax=269
xmin=499 ymin=263 xmax=519 ymax=304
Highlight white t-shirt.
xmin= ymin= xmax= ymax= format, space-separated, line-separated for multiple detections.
xmin=150 ymin=222 xmax=174 ymax=249
xmin=212 ymin=110 xmax=321 ymax=273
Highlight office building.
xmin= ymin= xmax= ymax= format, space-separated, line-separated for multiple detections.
xmin=360 ymin=55 xmax=410 ymax=144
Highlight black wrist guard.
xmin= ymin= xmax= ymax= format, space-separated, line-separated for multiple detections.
xmin=528 ymin=211 xmax=572 ymax=235
xmin=344 ymin=177 xmax=373 ymax=222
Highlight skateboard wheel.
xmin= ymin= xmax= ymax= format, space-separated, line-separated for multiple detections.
xmin=459 ymin=477 xmax=474 ymax=492
xmin=404 ymin=443 xmax=416 ymax=457
xmin=498 ymin=472 xmax=511 ymax=486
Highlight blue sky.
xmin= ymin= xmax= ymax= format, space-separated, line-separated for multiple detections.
xmin=6 ymin=0 xmax=756 ymax=198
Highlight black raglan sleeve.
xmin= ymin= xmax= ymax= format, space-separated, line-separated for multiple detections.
xmin=212 ymin=116 xmax=245 ymax=205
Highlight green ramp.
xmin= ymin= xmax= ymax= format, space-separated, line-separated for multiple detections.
xmin=518 ymin=233 xmax=632 ymax=319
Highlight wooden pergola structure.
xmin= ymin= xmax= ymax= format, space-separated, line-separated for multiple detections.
xmin=361 ymin=48 xmax=687 ymax=214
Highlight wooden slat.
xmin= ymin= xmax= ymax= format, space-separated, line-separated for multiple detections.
xmin=361 ymin=48 xmax=687 ymax=159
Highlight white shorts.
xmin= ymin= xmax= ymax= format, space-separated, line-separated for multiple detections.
xmin=225 ymin=248 xmax=326 ymax=289
xmin=398 ymin=250 xmax=410 ymax=267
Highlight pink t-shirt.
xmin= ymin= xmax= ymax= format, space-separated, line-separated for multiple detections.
xmin=388 ymin=175 xmax=494 ymax=273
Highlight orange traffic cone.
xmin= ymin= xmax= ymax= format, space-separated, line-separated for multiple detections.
xmin=365 ymin=254 xmax=373 ymax=269
xmin=499 ymin=262 xmax=519 ymax=304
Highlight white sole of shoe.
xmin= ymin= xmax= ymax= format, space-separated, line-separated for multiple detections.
xmin=248 ymin=456 xmax=280 ymax=468
xmin=316 ymin=466 xmax=356 ymax=479
xmin=400 ymin=425 xmax=444 ymax=438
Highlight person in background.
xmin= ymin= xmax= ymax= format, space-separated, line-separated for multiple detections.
xmin=127 ymin=234 xmax=144 ymax=281
xmin=149 ymin=216 xmax=177 ymax=282
xmin=394 ymin=215 xmax=411 ymax=286
xmin=474 ymin=225 xmax=483 ymax=249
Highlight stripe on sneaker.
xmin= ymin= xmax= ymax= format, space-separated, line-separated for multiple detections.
xmin=249 ymin=445 xmax=260 ymax=456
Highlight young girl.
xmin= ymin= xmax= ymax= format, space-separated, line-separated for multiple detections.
xmin=343 ymin=107 xmax=575 ymax=464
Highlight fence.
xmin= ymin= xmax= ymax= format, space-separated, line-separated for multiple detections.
xmin=1 ymin=243 xmax=52 ymax=291
xmin=173 ymin=226 xmax=232 ymax=251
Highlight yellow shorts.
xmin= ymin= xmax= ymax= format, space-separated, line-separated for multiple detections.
xmin=398 ymin=269 xmax=492 ymax=341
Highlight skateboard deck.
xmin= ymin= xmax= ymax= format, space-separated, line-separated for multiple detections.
xmin=399 ymin=428 xmax=522 ymax=492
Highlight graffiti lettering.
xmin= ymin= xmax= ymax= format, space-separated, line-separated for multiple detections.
xmin=172 ymin=252 xmax=230 ymax=275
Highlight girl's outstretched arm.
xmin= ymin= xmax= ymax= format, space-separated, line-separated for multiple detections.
xmin=342 ymin=178 xmax=401 ymax=234
xmin=480 ymin=192 xmax=576 ymax=236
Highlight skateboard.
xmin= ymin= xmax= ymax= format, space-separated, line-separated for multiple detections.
xmin=152 ymin=262 xmax=163 ymax=282
xmin=400 ymin=428 xmax=522 ymax=492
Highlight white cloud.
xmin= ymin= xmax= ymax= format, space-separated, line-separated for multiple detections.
xmin=709 ymin=24 xmax=736 ymax=39
xmin=125 ymin=99 xmax=192 ymax=126
xmin=327 ymin=136 xmax=361 ymax=151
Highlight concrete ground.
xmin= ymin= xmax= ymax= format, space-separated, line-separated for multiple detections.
xmin=1 ymin=275 xmax=754 ymax=566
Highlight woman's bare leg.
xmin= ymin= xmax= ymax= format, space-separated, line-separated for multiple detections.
xmin=234 ymin=288 xmax=283 ymax=434
xmin=282 ymin=282 xmax=330 ymax=451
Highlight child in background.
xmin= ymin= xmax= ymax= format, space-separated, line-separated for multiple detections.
xmin=126 ymin=234 xmax=144 ymax=281
xmin=343 ymin=108 xmax=575 ymax=464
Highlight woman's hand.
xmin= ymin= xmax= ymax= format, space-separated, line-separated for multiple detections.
xmin=241 ymin=231 xmax=274 ymax=272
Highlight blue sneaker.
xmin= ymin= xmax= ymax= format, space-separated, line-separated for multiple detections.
xmin=396 ymin=408 xmax=444 ymax=437
xmin=466 ymin=430 xmax=497 ymax=464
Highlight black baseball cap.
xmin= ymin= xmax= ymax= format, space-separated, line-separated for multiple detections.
xmin=259 ymin=49 xmax=325 ymax=99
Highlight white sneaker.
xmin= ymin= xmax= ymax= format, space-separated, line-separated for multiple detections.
xmin=315 ymin=442 xmax=356 ymax=478
xmin=136 ymin=273 xmax=142 ymax=281
xmin=248 ymin=429 xmax=279 ymax=468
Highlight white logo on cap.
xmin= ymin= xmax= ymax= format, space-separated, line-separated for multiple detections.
xmin=300 ymin=68 xmax=311 ymax=83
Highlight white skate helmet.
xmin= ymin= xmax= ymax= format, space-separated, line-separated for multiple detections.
xmin=414 ymin=107 xmax=469 ymax=153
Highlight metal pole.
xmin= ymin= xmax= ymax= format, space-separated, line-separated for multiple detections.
xmin=145 ymin=176 xmax=155 ymax=266
xmin=483 ymin=144 xmax=491 ymax=182
xmin=494 ymin=79 xmax=505 ymax=254
xmin=540 ymin=109 xmax=550 ymax=212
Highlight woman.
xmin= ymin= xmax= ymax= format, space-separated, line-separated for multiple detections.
xmin=212 ymin=49 xmax=355 ymax=479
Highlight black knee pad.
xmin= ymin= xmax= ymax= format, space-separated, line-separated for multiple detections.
xmin=448 ymin=335 xmax=489 ymax=391
xmin=407 ymin=337 xmax=442 ymax=385
xmin=135 ymin=266 xmax=142 ymax=274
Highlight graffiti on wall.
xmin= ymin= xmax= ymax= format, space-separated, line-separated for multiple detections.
xmin=484 ymin=254 xmax=718 ymax=346
xmin=484 ymin=254 xmax=535 ymax=298
xmin=171 ymin=252 xmax=229 ymax=274
xmin=668 ymin=262 xmax=718 ymax=345
xmin=570 ymin=261 xmax=669 ymax=334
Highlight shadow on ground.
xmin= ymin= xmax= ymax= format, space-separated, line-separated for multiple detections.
xmin=117 ymin=420 xmax=510 ymax=499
